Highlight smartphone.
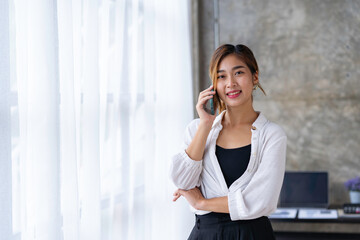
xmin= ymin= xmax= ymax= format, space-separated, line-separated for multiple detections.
xmin=204 ymin=89 xmax=215 ymax=115
xmin=209 ymin=89 xmax=215 ymax=115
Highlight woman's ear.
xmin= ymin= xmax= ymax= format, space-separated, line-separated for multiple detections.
xmin=252 ymin=71 xmax=259 ymax=85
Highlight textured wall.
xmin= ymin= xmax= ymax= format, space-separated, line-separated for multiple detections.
xmin=197 ymin=0 xmax=360 ymax=205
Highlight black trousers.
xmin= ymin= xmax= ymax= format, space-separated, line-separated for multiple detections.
xmin=188 ymin=212 xmax=276 ymax=240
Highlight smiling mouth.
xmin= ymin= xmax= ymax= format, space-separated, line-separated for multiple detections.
xmin=227 ymin=90 xmax=242 ymax=96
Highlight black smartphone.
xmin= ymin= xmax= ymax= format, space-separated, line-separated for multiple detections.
xmin=209 ymin=89 xmax=215 ymax=115
xmin=204 ymin=89 xmax=215 ymax=115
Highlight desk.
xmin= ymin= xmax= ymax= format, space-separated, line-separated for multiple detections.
xmin=270 ymin=209 xmax=360 ymax=240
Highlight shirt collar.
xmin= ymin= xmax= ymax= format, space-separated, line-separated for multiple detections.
xmin=212 ymin=110 xmax=268 ymax=131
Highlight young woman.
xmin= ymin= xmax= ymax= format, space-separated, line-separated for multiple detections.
xmin=170 ymin=44 xmax=287 ymax=239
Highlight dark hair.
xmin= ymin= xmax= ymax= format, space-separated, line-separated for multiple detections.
xmin=209 ymin=44 xmax=266 ymax=113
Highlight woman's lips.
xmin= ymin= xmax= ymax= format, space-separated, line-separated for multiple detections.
xmin=227 ymin=90 xmax=241 ymax=98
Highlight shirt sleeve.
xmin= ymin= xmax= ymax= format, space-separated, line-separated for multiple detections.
xmin=169 ymin=119 xmax=203 ymax=190
xmin=228 ymin=127 xmax=287 ymax=220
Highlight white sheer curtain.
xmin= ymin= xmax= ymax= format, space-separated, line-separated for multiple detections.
xmin=5 ymin=0 xmax=194 ymax=239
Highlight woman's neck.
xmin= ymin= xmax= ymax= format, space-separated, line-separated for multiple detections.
xmin=222 ymin=105 xmax=258 ymax=128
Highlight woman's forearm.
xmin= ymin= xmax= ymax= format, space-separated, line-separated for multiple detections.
xmin=199 ymin=196 xmax=229 ymax=213
xmin=174 ymin=188 xmax=229 ymax=213
xmin=185 ymin=121 xmax=212 ymax=161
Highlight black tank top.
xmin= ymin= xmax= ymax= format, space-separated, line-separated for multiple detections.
xmin=215 ymin=144 xmax=251 ymax=188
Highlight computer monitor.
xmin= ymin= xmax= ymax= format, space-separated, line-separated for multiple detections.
xmin=279 ymin=171 xmax=328 ymax=208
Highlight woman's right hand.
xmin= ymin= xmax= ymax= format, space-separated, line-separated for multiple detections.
xmin=196 ymin=85 xmax=217 ymax=126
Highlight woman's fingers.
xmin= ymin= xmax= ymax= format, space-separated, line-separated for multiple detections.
xmin=195 ymin=85 xmax=218 ymax=120
xmin=197 ymin=89 xmax=215 ymax=104
xmin=173 ymin=189 xmax=182 ymax=202
xmin=197 ymin=95 xmax=214 ymax=107
xmin=199 ymin=91 xmax=215 ymax=99
xmin=198 ymin=87 xmax=215 ymax=99
xmin=173 ymin=194 xmax=181 ymax=202
xmin=198 ymin=86 xmax=213 ymax=96
xmin=207 ymin=85 xmax=214 ymax=90
xmin=173 ymin=189 xmax=189 ymax=202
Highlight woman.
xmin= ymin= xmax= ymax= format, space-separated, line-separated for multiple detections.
xmin=170 ymin=44 xmax=287 ymax=239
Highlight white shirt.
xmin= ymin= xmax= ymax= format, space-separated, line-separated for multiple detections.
xmin=170 ymin=111 xmax=287 ymax=221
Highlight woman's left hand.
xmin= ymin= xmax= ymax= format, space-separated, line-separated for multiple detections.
xmin=173 ymin=187 xmax=205 ymax=210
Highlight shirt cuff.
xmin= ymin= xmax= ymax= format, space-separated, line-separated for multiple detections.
xmin=170 ymin=150 xmax=203 ymax=189
xmin=228 ymin=190 xmax=246 ymax=221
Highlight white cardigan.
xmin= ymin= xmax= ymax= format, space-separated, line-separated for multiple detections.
xmin=170 ymin=111 xmax=287 ymax=220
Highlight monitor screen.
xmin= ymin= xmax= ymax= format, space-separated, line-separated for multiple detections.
xmin=279 ymin=171 xmax=328 ymax=208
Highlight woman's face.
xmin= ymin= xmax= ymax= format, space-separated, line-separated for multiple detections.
xmin=215 ymin=54 xmax=258 ymax=109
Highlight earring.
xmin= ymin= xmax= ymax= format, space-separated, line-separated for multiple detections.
xmin=253 ymin=84 xmax=258 ymax=90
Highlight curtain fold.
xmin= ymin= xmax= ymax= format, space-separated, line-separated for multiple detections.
xmin=8 ymin=0 xmax=194 ymax=239
xmin=147 ymin=1 xmax=195 ymax=238
xmin=0 ymin=0 xmax=12 ymax=239
xmin=17 ymin=1 xmax=62 ymax=239
xmin=79 ymin=0 xmax=102 ymax=239
xmin=57 ymin=0 xmax=80 ymax=239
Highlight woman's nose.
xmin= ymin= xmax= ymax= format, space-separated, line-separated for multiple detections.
xmin=227 ymin=76 xmax=237 ymax=87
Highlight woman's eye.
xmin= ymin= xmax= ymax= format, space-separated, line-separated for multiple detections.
xmin=235 ymin=71 xmax=243 ymax=75
xmin=217 ymin=75 xmax=225 ymax=79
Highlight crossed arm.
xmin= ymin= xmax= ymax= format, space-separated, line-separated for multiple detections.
xmin=173 ymin=187 xmax=229 ymax=213
xmin=172 ymin=118 xmax=230 ymax=213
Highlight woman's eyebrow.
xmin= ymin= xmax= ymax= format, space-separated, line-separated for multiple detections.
xmin=233 ymin=65 xmax=245 ymax=70
xmin=217 ymin=65 xmax=245 ymax=73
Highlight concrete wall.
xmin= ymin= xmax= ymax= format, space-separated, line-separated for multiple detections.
xmin=195 ymin=0 xmax=360 ymax=205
